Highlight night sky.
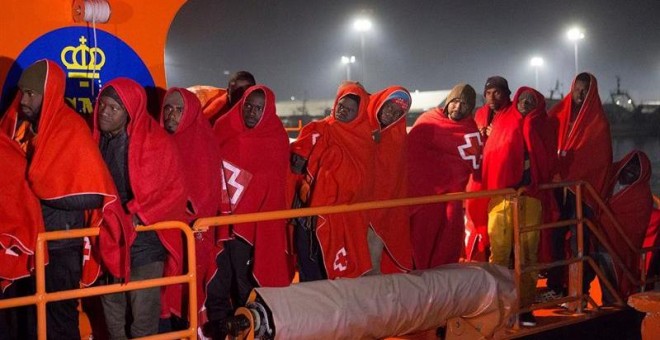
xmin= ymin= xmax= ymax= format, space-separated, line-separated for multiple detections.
xmin=165 ymin=0 xmax=660 ymax=103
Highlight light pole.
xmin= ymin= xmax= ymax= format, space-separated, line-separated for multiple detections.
xmin=341 ymin=55 xmax=356 ymax=80
xmin=353 ymin=17 xmax=372 ymax=83
xmin=530 ymin=56 xmax=544 ymax=89
xmin=567 ymin=27 xmax=585 ymax=75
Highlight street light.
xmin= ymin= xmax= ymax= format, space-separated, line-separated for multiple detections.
xmin=353 ymin=17 xmax=372 ymax=83
xmin=341 ymin=55 xmax=356 ymax=80
xmin=530 ymin=56 xmax=544 ymax=89
xmin=567 ymin=27 xmax=585 ymax=75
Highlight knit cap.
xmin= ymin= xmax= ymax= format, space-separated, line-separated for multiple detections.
xmin=18 ymin=60 xmax=47 ymax=94
xmin=386 ymin=90 xmax=411 ymax=111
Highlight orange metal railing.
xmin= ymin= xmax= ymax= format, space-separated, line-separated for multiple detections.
xmin=518 ymin=180 xmax=659 ymax=315
xmin=284 ymin=119 xmax=302 ymax=133
xmin=0 ymin=221 xmax=198 ymax=340
xmin=2 ymin=180 xmax=658 ymax=339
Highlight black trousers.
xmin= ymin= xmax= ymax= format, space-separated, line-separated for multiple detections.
xmin=0 ymin=248 xmax=82 ymax=340
xmin=293 ymin=217 xmax=326 ymax=282
xmin=547 ymin=190 xmax=595 ymax=294
xmin=0 ymin=277 xmax=36 ymax=340
xmin=205 ymin=238 xmax=255 ymax=322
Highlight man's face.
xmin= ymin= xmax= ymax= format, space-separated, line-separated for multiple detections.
xmin=162 ymin=91 xmax=184 ymax=134
xmin=228 ymin=77 xmax=253 ymax=106
xmin=485 ymin=88 xmax=508 ymax=111
xmin=98 ymin=95 xmax=128 ymax=135
xmin=618 ymin=158 xmax=640 ymax=186
xmin=447 ymin=98 xmax=470 ymax=121
xmin=517 ymin=91 xmax=538 ymax=116
xmin=378 ymin=100 xmax=405 ymax=128
xmin=242 ymin=91 xmax=265 ymax=128
xmin=571 ymin=80 xmax=590 ymax=110
xmin=19 ymin=88 xmax=43 ymax=124
xmin=334 ymin=96 xmax=359 ymax=123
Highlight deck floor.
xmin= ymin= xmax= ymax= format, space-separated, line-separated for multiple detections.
xmin=77 ymin=277 xmax=645 ymax=339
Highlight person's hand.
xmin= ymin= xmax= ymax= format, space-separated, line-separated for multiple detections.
xmin=485 ymin=124 xmax=493 ymax=137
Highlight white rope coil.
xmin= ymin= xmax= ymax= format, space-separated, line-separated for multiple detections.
xmin=83 ymin=0 xmax=111 ymax=24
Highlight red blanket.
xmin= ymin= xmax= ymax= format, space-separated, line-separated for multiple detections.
xmin=1 ymin=60 xmax=121 ymax=286
xmin=366 ymin=86 xmax=413 ymax=273
xmin=93 ymin=78 xmax=187 ymax=316
xmin=600 ymin=150 xmax=652 ymax=298
xmin=408 ymin=107 xmax=481 ymax=268
xmin=466 ymin=102 xmax=513 ymax=258
xmin=0 ymin=134 xmax=44 ymax=290
xmin=213 ymin=85 xmax=293 ymax=287
xmin=408 ymin=108 xmax=482 ymax=195
xmin=473 ymin=102 xmax=511 ymax=142
xmin=549 ymin=73 xmax=612 ymax=207
xmin=160 ymin=88 xmax=222 ymax=222
xmin=159 ymin=87 xmax=223 ymax=318
xmin=302 ymin=82 xmax=375 ymax=279
xmin=483 ymin=87 xmax=556 ymax=194
xmin=481 ymin=87 xmax=559 ymax=262
xmin=643 ymin=208 xmax=660 ymax=276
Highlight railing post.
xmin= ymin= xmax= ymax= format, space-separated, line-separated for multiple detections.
xmin=511 ymin=193 xmax=522 ymax=329
xmin=35 ymin=235 xmax=47 ymax=340
xmin=185 ymin=226 xmax=198 ymax=339
xmin=641 ymin=252 xmax=647 ymax=293
xmin=571 ymin=183 xmax=585 ymax=313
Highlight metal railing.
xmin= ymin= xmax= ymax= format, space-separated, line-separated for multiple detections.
xmin=2 ymin=180 xmax=657 ymax=339
xmin=0 ymin=221 xmax=198 ymax=340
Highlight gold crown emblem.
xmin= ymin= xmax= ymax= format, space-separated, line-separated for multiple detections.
xmin=61 ymin=36 xmax=106 ymax=79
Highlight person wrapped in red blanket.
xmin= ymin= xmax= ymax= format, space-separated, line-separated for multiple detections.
xmin=599 ymin=150 xmax=652 ymax=299
xmin=545 ymin=72 xmax=613 ymax=299
xmin=0 ymin=59 xmax=121 ymax=339
xmin=0 ymin=134 xmax=44 ymax=290
xmin=481 ymin=87 xmax=556 ymax=326
xmin=407 ymin=83 xmax=481 ymax=269
xmin=465 ymin=76 xmax=513 ymax=262
xmin=365 ymin=86 xmax=414 ymax=274
xmin=289 ymin=81 xmax=375 ymax=280
xmin=159 ymin=87 xmax=224 ymax=331
xmin=93 ymin=78 xmax=187 ymax=338
xmin=203 ymin=85 xmax=293 ymax=338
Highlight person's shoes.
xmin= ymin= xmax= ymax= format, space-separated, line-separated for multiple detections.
xmin=202 ymin=318 xmax=228 ymax=340
xmin=535 ymin=289 xmax=564 ymax=304
xmin=560 ymin=299 xmax=587 ymax=310
xmin=519 ymin=312 xmax=537 ymax=327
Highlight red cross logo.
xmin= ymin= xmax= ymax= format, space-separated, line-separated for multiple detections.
xmin=333 ymin=247 xmax=348 ymax=272
xmin=458 ymin=132 xmax=483 ymax=170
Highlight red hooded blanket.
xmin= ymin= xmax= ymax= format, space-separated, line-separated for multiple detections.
xmin=600 ymin=150 xmax=652 ymax=298
xmin=549 ymin=73 xmax=612 ymax=207
xmin=366 ymin=86 xmax=413 ymax=273
xmin=159 ymin=87 xmax=223 ymax=320
xmin=93 ymin=78 xmax=187 ymax=316
xmin=0 ymin=134 xmax=44 ymax=290
xmin=407 ymin=104 xmax=482 ymax=269
xmin=299 ymin=82 xmax=375 ymax=279
xmin=213 ymin=85 xmax=293 ymax=287
xmin=482 ymin=87 xmax=556 ymax=195
xmin=1 ymin=60 xmax=121 ymax=286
